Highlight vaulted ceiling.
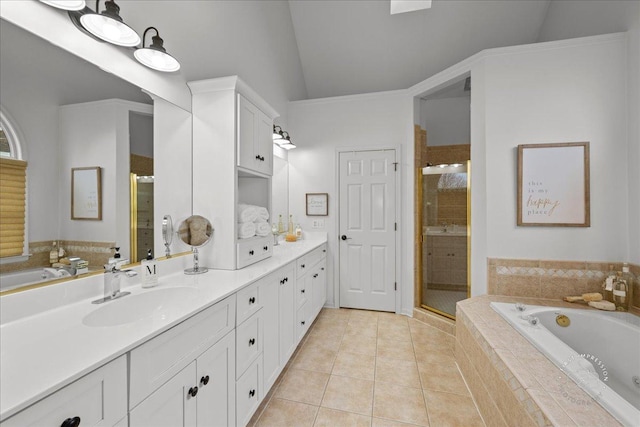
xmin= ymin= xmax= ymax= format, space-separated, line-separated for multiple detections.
xmin=2 ymin=0 xmax=636 ymax=112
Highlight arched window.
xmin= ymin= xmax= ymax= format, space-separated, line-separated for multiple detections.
xmin=0 ymin=108 xmax=28 ymax=260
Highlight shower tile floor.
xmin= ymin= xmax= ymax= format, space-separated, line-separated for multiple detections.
xmin=423 ymin=289 xmax=468 ymax=317
xmin=248 ymin=308 xmax=485 ymax=427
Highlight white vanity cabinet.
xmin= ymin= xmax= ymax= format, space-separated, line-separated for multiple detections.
xmin=295 ymin=244 xmax=327 ymax=340
xmin=129 ymin=295 xmax=236 ymax=427
xmin=0 ymin=356 xmax=127 ymax=427
xmin=189 ymin=76 xmax=279 ymax=271
xmin=238 ymin=94 xmax=273 ymax=176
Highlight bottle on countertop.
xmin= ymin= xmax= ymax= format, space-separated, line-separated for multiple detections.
xmin=612 ymin=272 xmax=629 ymax=311
xmin=602 ymin=264 xmax=615 ymax=303
xmin=288 ymin=215 xmax=294 ymax=234
xmin=295 ymin=223 xmax=302 ymax=240
xmin=620 ymin=263 xmax=634 ymax=309
xmin=278 ymin=215 xmax=284 ymax=234
xmin=141 ymin=249 xmax=158 ymax=288
xmin=49 ymin=241 xmax=59 ymax=265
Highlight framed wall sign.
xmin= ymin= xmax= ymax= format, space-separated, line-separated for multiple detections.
xmin=517 ymin=142 xmax=590 ymax=227
xmin=306 ymin=193 xmax=328 ymax=216
xmin=71 ymin=166 xmax=102 ymax=220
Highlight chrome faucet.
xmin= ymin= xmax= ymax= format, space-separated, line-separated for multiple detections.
xmin=92 ymin=261 xmax=137 ymax=304
xmin=41 ymin=267 xmax=74 ymax=280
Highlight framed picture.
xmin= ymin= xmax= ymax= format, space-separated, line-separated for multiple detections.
xmin=517 ymin=142 xmax=590 ymax=227
xmin=306 ymin=193 xmax=328 ymax=216
xmin=71 ymin=167 xmax=102 ymax=220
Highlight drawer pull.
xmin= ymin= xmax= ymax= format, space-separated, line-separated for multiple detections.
xmin=323 ymin=249 xmax=326 ymax=253
xmin=188 ymin=386 xmax=199 ymax=398
xmin=255 ymin=155 xmax=265 ymax=161
xmin=301 ymin=289 xmax=305 ymax=293
xmin=313 ymin=274 xmax=318 ymax=278
xmin=301 ymin=264 xmax=305 ymax=268
xmin=249 ymin=389 xmax=256 ymax=398
xmin=249 ymin=296 xmax=256 ymax=304
xmin=200 ymin=375 xmax=210 ymax=386
xmin=61 ymin=417 xmax=81 ymax=427
xmin=301 ymin=320 xmax=306 ymax=325
xmin=321 ymin=268 xmax=325 ymax=271
xmin=249 ymin=250 xmax=254 ymax=256
xmin=249 ymin=338 xmax=256 ymax=346
xmin=263 ymin=246 xmax=268 ymax=251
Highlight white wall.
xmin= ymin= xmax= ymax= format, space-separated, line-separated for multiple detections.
xmin=288 ymin=91 xmax=414 ymax=315
xmin=536 ymin=0 xmax=640 ymax=264
xmin=420 ymin=97 xmax=470 ymax=147
xmin=474 ymin=35 xmax=629 ymax=294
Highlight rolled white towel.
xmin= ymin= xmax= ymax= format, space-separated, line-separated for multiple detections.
xmin=238 ymin=204 xmax=258 ymax=223
xmin=238 ymin=222 xmax=256 ymax=239
xmin=255 ymin=220 xmax=271 ymax=237
xmin=256 ymin=206 xmax=269 ymax=221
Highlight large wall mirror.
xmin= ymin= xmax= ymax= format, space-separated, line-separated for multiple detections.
xmin=0 ymin=18 xmax=193 ymax=293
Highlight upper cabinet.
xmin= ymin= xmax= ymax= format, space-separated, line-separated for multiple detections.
xmin=238 ymin=94 xmax=273 ymax=176
xmin=188 ymin=76 xmax=279 ymax=270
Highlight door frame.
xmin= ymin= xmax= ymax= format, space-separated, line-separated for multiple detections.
xmin=334 ymin=145 xmax=402 ymax=314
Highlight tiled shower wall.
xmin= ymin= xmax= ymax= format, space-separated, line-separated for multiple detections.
xmin=487 ymin=258 xmax=640 ymax=310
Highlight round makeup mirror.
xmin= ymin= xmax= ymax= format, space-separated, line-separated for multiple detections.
xmin=178 ymin=215 xmax=213 ymax=275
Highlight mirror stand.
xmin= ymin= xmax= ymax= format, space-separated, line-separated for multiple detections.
xmin=184 ymin=247 xmax=208 ymax=275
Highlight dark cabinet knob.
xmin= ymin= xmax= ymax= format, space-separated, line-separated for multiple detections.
xmin=321 ymin=268 xmax=325 ymax=271
xmin=188 ymin=386 xmax=199 ymax=398
xmin=255 ymin=155 xmax=261 ymax=160
xmin=249 ymin=250 xmax=254 ymax=256
xmin=323 ymin=249 xmax=326 ymax=253
xmin=61 ymin=417 xmax=81 ymax=427
xmin=249 ymin=296 xmax=256 ymax=304
xmin=249 ymin=389 xmax=256 ymax=397
xmin=249 ymin=338 xmax=256 ymax=346
xmin=313 ymin=274 xmax=318 ymax=278
xmin=301 ymin=320 xmax=306 ymax=325
xmin=301 ymin=289 xmax=305 ymax=293
xmin=263 ymin=246 xmax=268 ymax=251
xmin=200 ymin=375 xmax=210 ymax=386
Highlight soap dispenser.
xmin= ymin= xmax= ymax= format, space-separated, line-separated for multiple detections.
xmin=141 ymin=249 xmax=158 ymax=288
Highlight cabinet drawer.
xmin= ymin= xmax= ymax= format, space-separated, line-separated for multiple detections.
xmin=236 ymin=357 xmax=263 ymax=427
xmin=296 ymin=276 xmax=308 ymax=309
xmin=296 ymin=302 xmax=310 ymax=343
xmin=236 ymin=279 xmax=263 ymax=325
xmin=236 ymin=310 xmax=262 ymax=379
xmin=129 ymin=295 xmax=236 ymax=408
xmin=1 ymin=356 xmax=127 ymax=427
xmin=237 ymin=236 xmax=272 ymax=269
xmin=296 ymin=244 xmax=327 ymax=278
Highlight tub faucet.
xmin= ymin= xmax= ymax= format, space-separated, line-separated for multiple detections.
xmin=41 ymin=267 xmax=73 ymax=280
xmin=441 ymin=222 xmax=448 ymax=232
xmin=92 ymin=261 xmax=137 ymax=304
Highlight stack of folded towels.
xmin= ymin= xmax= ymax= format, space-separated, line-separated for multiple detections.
xmin=238 ymin=204 xmax=271 ymax=239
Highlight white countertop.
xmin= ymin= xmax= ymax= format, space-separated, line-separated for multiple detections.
xmin=0 ymin=237 xmax=326 ymax=421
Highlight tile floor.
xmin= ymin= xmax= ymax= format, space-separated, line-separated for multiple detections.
xmin=249 ymin=308 xmax=485 ymax=427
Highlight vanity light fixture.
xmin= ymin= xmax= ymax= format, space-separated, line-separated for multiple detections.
xmin=273 ymin=125 xmax=284 ymax=141
xmin=451 ymin=163 xmax=463 ymax=168
xmin=134 ymin=27 xmax=180 ymax=72
xmin=438 ymin=164 xmax=449 ymax=168
xmin=79 ymin=0 xmax=141 ymax=47
xmin=278 ymin=132 xmax=297 ymax=150
xmin=39 ymin=0 xmax=86 ymax=11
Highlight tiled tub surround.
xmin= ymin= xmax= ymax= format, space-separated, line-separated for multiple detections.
xmin=456 ymin=295 xmax=629 ymax=427
xmin=488 ymin=259 xmax=640 ymax=311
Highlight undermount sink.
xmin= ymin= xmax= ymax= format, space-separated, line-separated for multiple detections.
xmin=83 ymin=287 xmax=202 ymax=327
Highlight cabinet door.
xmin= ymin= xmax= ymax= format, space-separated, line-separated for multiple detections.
xmin=1 ymin=356 xmax=127 ymax=427
xmin=196 ymin=331 xmax=236 ymax=427
xmin=238 ymin=94 xmax=258 ymax=172
xmin=255 ymin=109 xmax=272 ymax=176
xmin=129 ymin=362 xmax=197 ymax=427
xmin=278 ymin=265 xmax=297 ymax=366
xmin=261 ymin=274 xmax=280 ymax=392
xmin=311 ymin=260 xmax=327 ymax=319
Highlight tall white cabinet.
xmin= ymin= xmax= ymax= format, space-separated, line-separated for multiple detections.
xmin=189 ymin=76 xmax=279 ymax=270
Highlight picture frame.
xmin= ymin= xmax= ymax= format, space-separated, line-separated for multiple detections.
xmin=517 ymin=142 xmax=590 ymax=227
xmin=71 ymin=166 xmax=102 ymax=220
xmin=306 ymin=193 xmax=328 ymax=216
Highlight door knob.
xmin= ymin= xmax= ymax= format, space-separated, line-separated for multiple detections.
xmin=341 ymin=235 xmax=351 ymax=241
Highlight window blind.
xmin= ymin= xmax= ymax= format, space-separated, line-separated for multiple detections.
xmin=0 ymin=157 xmax=27 ymax=257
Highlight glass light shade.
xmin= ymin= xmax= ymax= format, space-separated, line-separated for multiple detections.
xmin=40 ymin=0 xmax=86 ymax=10
xmin=273 ymin=132 xmax=283 ymax=140
xmin=80 ymin=13 xmax=140 ymax=46
xmin=134 ymin=48 xmax=180 ymax=72
xmin=280 ymin=141 xmax=296 ymax=150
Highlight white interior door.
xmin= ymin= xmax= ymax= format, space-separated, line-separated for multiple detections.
xmin=339 ymin=150 xmax=397 ymax=312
